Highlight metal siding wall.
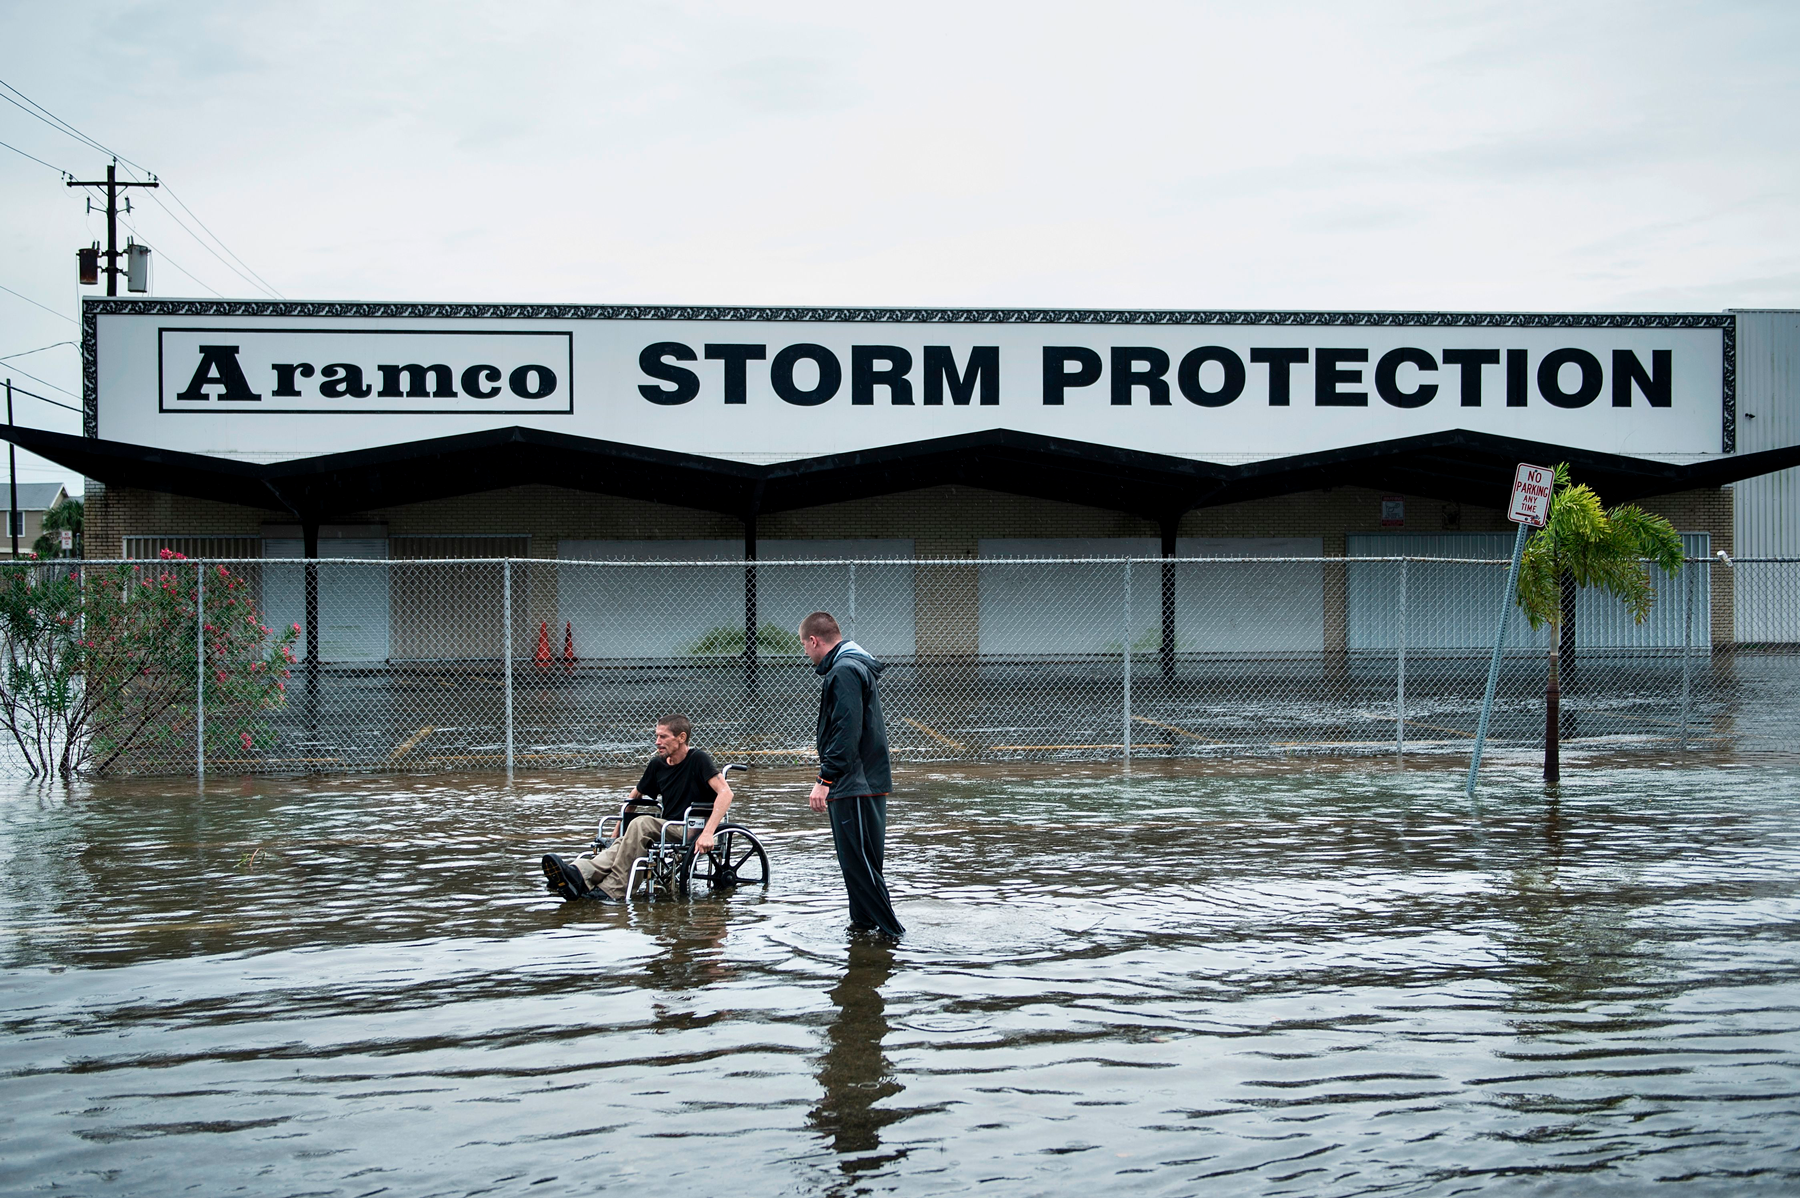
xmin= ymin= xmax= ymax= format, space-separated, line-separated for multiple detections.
xmin=1347 ymin=532 xmax=1709 ymax=651
xmin=1734 ymin=311 xmax=1800 ymax=559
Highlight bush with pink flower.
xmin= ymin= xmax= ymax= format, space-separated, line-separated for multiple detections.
xmin=0 ymin=553 xmax=299 ymax=776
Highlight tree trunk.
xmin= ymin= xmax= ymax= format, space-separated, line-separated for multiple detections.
xmin=1544 ymin=626 xmax=1561 ymax=784
xmin=1559 ymin=568 xmax=1577 ymax=739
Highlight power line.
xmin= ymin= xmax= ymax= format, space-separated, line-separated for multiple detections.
xmin=0 ymin=362 xmax=77 ymax=399
xmin=117 ymin=218 xmax=226 ymax=298
xmin=157 ymin=184 xmax=284 ymax=298
xmin=0 ymin=136 xmax=68 ymax=174
xmin=0 ymin=342 xmax=76 ymax=363
xmin=0 ymin=380 xmax=82 ymax=415
xmin=0 ymin=80 xmax=117 ymax=162
xmin=135 ymin=192 xmax=280 ymax=299
xmin=0 ymin=282 xmax=75 ymax=324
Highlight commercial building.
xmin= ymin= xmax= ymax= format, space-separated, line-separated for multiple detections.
xmin=8 ymin=299 xmax=1799 ymax=661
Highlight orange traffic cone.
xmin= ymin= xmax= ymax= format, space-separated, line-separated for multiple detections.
xmin=562 ymin=621 xmax=575 ymax=671
xmin=534 ymin=621 xmax=551 ymax=669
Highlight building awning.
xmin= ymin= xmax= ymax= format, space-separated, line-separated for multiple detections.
xmin=7 ymin=424 xmax=1799 ymax=526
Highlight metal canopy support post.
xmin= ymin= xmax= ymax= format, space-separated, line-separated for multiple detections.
xmin=743 ymin=509 xmax=758 ymax=702
xmin=1680 ymin=558 xmax=1696 ymax=751
xmin=1123 ymin=559 xmax=1133 ymax=763
xmin=196 ymin=562 xmax=205 ymax=784
xmin=1467 ymin=523 xmax=1530 ymax=798
xmin=303 ymin=521 xmax=320 ymax=738
xmin=503 ymin=560 xmax=515 ymax=777
xmin=1160 ymin=520 xmax=1178 ymax=682
xmin=1397 ymin=558 xmax=1407 ymax=758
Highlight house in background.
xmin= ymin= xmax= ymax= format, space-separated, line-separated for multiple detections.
xmin=2 ymin=482 xmax=69 ymax=557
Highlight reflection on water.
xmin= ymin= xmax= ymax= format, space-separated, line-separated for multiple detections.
xmin=3 ymin=761 xmax=1800 ymax=1194
xmin=810 ymin=937 xmax=907 ymax=1171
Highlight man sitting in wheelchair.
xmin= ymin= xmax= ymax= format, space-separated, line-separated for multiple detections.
xmin=541 ymin=713 xmax=734 ymax=902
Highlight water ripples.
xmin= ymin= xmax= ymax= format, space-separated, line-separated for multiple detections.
xmin=2 ymin=762 xmax=1798 ymax=1194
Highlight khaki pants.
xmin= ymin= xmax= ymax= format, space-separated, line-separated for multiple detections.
xmin=574 ymin=816 xmax=685 ymax=898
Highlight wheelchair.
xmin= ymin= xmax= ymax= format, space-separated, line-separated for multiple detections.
xmin=591 ymin=763 xmax=770 ymax=901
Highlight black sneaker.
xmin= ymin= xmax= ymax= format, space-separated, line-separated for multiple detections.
xmin=541 ymin=853 xmax=589 ymax=901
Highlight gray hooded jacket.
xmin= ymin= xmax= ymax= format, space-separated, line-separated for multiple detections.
xmin=813 ymin=640 xmax=892 ymax=800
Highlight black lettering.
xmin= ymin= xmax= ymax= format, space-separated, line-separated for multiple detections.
xmin=1507 ymin=349 xmax=1529 ymax=407
xmin=378 ymin=364 xmax=456 ymax=398
xmin=1538 ymin=348 xmax=1603 ymax=409
xmin=1177 ymin=347 xmax=1245 ymax=407
xmin=1315 ymin=348 xmax=1369 ymax=406
xmin=1110 ymin=347 xmax=1171 ymax=405
xmin=1375 ymin=348 xmax=1438 ymax=409
xmin=704 ymin=343 xmax=767 ymax=405
xmin=509 ymin=364 xmax=558 ymax=400
xmin=461 ymin=364 xmax=502 ymax=400
xmin=1441 ymin=348 xmax=1499 ymax=407
xmin=1043 ymin=347 xmax=1102 ymax=405
xmin=271 ymin=363 xmax=314 ymax=397
xmin=175 ymin=345 xmax=263 ymax=402
xmin=770 ymin=343 xmax=841 ymax=406
xmin=1612 ymin=349 xmax=1671 ymax=407
xmin=1249 ymin=348 xmax=1308 ymax=406
xmin=923 ymin=346 xmax=998 ymax=405
xmin=851 ymin=345 xmax=914 ymax=406
xmin=318 ymin=363 xmax=372 ymax=399
xmin=638 ymin=342 xmax=699 ymax=405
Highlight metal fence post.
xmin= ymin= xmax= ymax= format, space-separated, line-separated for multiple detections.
xmin=1123 ymin=558 xmax=1132 ymax=762
xmin=1680 ymin=556 xmax=1695 ymax=752
xmin=196 ymin=561 xmax=205 ymax=783
xmin=503 ymin=559 xmax=515 ymax=777
xmin=847 ymin=560 xmax=856 ymax=638
xmin=1397 ymin=557 xmax=1407 ymax=758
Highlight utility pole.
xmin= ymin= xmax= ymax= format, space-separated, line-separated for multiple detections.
xmin=6 ymin=380 xmax=17 ymax=560
xmin=66 ymin=160 xmax=159 ymax=297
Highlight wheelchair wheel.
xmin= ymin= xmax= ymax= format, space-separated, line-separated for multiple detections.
xmin=688 ymin=824 xmax=769 ymax=891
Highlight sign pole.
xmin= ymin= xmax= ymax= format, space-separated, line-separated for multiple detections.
xmin=1466 ymin=463 xmax=1553 ymax=799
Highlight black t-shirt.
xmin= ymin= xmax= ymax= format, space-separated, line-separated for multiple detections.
xmin=635 ymin=748 xmax=720 ymax=818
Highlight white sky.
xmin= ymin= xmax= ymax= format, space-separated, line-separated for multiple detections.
xmin=3 ymin=0 xmax=1798 ymax=494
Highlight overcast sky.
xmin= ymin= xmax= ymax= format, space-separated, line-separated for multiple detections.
xmin=3 ymin=0 xmax=1798 ymax=492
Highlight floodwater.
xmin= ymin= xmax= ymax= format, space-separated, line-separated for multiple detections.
xmin=3 ymin=759 xmax=1799 ymax=1196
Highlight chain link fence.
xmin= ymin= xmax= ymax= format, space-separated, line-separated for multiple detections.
xmin=3 ymin=555 xmax=1797 ymax=777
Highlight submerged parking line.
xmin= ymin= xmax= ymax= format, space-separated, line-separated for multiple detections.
xmin=903 ymin=717 xmax=967 ymax=751
xmin=1132 ymin=715 xmax=1227 ymax=744
xmin=1357 ymin=714 xmax=1477 ymax=739
xmin=991 ymin=742 xmax=1166 ymax=751
xmin=389 ymin=725 xmax=436 ymax=761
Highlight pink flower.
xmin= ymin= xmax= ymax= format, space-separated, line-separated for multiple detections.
xmin=216 ymin=670 xmax=227 ymax=683
xmin=291 ymin=624 xmax=300 ymax=633
xmin=217 ymin=565 xmax=228 ymax=578
xmin=203 ymin=623 xmax=215 ymax=632
xmin=276 ymin=681 xmax=285 ymax=691
xmin=241 ymin=732 xmax=252 ymax=749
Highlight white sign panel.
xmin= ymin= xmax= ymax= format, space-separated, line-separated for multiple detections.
xmin=92 ymin=305 xmax=1732 ymax=465
xmin=1508 ymin=463 xmax=1554 ymax=526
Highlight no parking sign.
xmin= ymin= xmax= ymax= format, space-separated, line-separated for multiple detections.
xmin=1508 ymin=463 xmax=1554 ymax=527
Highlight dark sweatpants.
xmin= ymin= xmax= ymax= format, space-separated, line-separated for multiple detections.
xmin=827 ymin=794 xmax=904 ymax=938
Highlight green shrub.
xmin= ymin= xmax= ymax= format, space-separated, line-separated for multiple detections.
xmin=686 ymin=623 xmax=804 ymax=657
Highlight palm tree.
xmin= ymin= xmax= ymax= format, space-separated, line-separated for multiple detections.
xmin=1516 ymin=464 xmax=1683 ymax=783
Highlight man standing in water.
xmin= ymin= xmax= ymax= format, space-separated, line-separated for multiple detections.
xmin=800 ymin=611 xmax=904 ymax=939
